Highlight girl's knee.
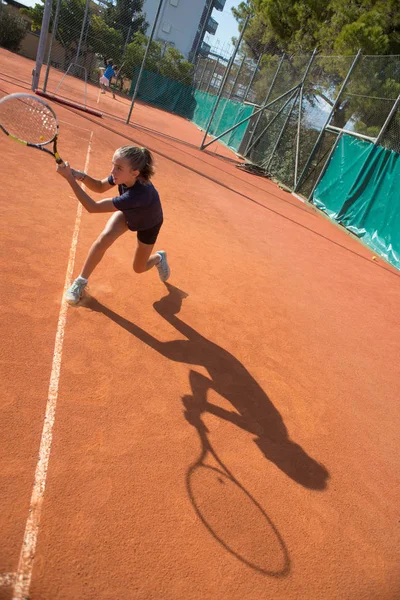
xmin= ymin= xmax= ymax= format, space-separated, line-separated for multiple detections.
xmin=97 ymin=231 xmax=115 ymax=248
xmin=133 ymin=262 xmax=146 ymax=274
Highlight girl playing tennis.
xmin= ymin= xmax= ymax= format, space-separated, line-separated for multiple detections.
xmin=57 ymin=145 xmax=170 ymax=305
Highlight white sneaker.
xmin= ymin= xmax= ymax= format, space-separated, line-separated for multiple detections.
xmin=65 ymin=278 xmax=87 ymax=305
xmin=156 ymin=251 xmax=170 ymax=282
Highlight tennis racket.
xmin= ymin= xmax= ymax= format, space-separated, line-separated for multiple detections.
xmin=0 ymin=92 xmax=64 ymax=164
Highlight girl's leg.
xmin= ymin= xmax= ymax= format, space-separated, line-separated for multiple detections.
xmin=132 ymin=239 xmax=160 ymax=273
xmin=80 ymin=212 xmax=128 ymax=279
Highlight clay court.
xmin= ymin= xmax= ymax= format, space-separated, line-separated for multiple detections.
xmin=0 ymin=49 xmax=399 ymax=600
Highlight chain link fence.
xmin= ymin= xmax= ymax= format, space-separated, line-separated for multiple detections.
xmin=5 ymin=0 xmax=400 ymax=197
xmin=225 ymin=52 xmax=400 ymax=198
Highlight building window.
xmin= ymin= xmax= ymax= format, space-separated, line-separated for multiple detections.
xmin=170 ymin=0 xmax=179 ymax=6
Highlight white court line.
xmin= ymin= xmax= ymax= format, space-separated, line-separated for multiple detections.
xmin=12 ymin=132 xmax=94 ymax=600
xmin=59 ymin=118 xmax=92 ymax=132
xmin=0 ymin=573 xmax=16 ymax=586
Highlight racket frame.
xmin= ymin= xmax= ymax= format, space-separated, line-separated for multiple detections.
xmin=0 ymin=92 xmax=63 ymax=164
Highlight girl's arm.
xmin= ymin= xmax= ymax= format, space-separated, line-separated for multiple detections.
xmin=70 ymin=168 xmax=114 ymax=193
xmin=58 ymin=163 xmax=117 ymax=213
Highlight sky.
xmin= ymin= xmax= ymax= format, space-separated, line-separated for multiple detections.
xmin=207 ymin=0 xmax=241 ymax=49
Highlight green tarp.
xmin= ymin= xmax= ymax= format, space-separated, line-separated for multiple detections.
xmin=129 ymin=70 xmax=196 ymax=119
xmin=192 ymin=90 xmax=254 ymax=152
xmin=313 ymin=134 xmax=400 ymax=270
xmin=129 ymin=72 xmax=253 ymax=152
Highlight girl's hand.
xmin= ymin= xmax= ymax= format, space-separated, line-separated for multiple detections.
xmin=71 ymin=168 xmax=86 ymax=181
xmin=56 ymin=162 xmax=74 ymax=181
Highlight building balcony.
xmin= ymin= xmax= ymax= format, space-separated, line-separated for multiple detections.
xmin=199 ymin=42 xmax=211 ymax=56
xmin=213 ymin=0 xmax=226 ymax=11
xmin=206 ymin=16 xmax=218 ymax=36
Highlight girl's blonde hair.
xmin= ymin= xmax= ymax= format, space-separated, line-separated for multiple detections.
xmin=114 ymin=145 xmax=155 ymax=183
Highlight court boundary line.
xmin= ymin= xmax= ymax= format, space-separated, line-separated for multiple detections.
xmin=12 ymin=132 xmax=93 ymax=600
xmin=0 ymin=573 xmax=16 ymax=586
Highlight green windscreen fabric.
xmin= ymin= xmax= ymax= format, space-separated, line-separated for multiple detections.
xmin=192 ymin=90 xmax=254 ymax=152
xmin=129 ymin=70 xmax=196 ymax=119
xmin=313 ymin=134 xmax=400 ymax=270
xmin=129 ymin=73 xmax=254 ymax=151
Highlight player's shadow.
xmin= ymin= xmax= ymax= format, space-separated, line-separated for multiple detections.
xmin=86 ymin=283 xmax=329 ymax=491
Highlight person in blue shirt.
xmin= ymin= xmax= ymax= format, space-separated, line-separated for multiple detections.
xmin=56 ymin=146 xmax=170 ymax=305
xmin=99 ymin=59 xmax=116 ymax=95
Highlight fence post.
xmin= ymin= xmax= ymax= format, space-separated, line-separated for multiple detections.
xmin=243 ymin=53 xmax=262 ymax=102
xmin=307 ymin=131 xmax=343 ymax=201
xmin=374 ymin=94 xmax=400 ymax=146
xmin=294 ymin=49 xmax=362 ymax=193
xmin=206 ymin=58 xmax=219 ymax=93
xmin=264 ymin=88 xmax=300 ymax=171
xmin=75 ymin=0 xmax=90 ymax=69
xmin=43 ymin=0 xmax=62 ymax=93
xmin=200 ymin=14 xmax=249 ymax=150
xmin=31 ymin=0 xmax=52 ymax=91
xmin=198 ymin=58 xmax=210 ymax=90
xmin=244 ymin=53 xmax=285 ymax=156
xmin=294 ymin=49 xmax=317 ymax=187
xmin=201 ymin=85 xmax=300 ymax=151
xmin=126 ymin=0 xmax=165 ymax=123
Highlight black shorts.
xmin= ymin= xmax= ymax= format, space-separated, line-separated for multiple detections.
xmin=136 ymin=221 xmax=163 ymax=245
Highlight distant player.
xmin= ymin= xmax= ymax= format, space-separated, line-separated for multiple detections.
xmin=99 ymin=59 xmax=116 ymax=95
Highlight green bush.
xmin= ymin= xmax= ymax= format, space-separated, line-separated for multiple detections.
xmin=0 ymin=6 xmax=28 ymax=52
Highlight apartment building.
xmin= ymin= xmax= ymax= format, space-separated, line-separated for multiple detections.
xmin=142 ymin=0 xmax=226 ymax=59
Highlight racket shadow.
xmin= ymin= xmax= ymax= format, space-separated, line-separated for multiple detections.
xmin=183 ymin=396 xmax=291 ymax=576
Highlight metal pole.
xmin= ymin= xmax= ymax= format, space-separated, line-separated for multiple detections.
xmin=192 ymin=54 xmax=202 ymax=87
xmin=326 ymin=124 xmax=376 ymax=143
xmin=192 ymin=0 xmax=214 ymax=61
xmin=126 ymin=0 xmax=164 ymax=123
xmin=244 ymin=53 xmax=285 ymax=156
xmin=243 ymin=54 xmax=262 ymax=102
xmin=294 ymin=49 xmax=317 ymax=186
xmin=32 ymin=0 xmax=52 ymax=90
xmin=206 ymin=58 xmax=219 ymax=93
xmin=294 ymin=49 xmax=362 ymax=192
xmin=374 ymin=93 xmax=400 ymax=146
xmin=198 ymin=58 xmax=210 ymax=90
xmin=264 ymin=88 xmax=300 ymax=171
xmin=307 ymin=131 xmax=342 ymax=201
xmin=123 ymin=20 xmax=133 ymax=58
xmin=212 ymin=56 xmax=245 ymax=140
xmin=229 ymin=56 xmax=245 ymax=100
xmin=75 ymin=0 xmax=90 ymax=68
xmin=43 ymin=0 xmax=62 ymax=93
xmin=200 ymin=14 xmax=249 ymax=150
xmin=245 ymin=84 xmax=300 ymax=155
xmin=201 ymin=85 xmax=299 ymax=151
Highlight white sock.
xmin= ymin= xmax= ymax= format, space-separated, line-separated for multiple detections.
xmin=76 ymin=275 xmax=88 ymax=283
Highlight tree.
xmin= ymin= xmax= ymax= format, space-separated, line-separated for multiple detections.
xmin=0 ymin=6 xmax=27 ymax=52
xmin=88 ymin=14 xmax=123 ymax=65
xmin=22 ymin=0 xmax=131 ymax=69
xmin=232 ymin=0 xmax=400 ymax=56
xmin=104 ymin=0 xmax=146 ymax=50
xmin=123 ymin=31 xmax=162 ymax=77
xmin=159 ymin=47 xmax=194 ymax=85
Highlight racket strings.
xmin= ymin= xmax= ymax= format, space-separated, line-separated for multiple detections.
xmin=0 ymin=96 xmax=57 ymax=144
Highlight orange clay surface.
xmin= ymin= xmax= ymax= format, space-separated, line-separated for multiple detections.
xmin=0 ymin=49 xmax=399 ymax=600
